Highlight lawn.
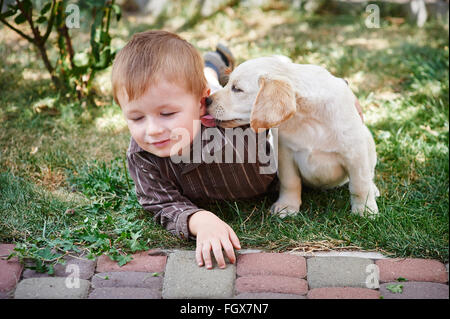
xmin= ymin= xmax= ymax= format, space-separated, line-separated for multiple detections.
xmin=0 ymin=3 xmax=448 ymax=270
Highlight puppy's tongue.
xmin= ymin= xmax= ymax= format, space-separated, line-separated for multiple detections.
xmin=200 ymin=114 xmax=217 ymax=127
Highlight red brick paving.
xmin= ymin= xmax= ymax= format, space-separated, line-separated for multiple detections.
xmin=22 ymin=256 xmax=96 ymax=280
xmin=88 ymin=287 xmax=161 ymax=299
xmin=237 ymin=253 xmax=306 ymax=278
xmin=376 ymin=258 xmax=448 ymax=283
xmin=307 ymin=287 xmax=381 ymax=299
xmin=96 ymin=250 xmax=167 ymax=273
xmin=0 ymin=244 xmax=23 ymax=295
xmin=235 ymin=292 xmax=306 ymax=299
xmin=91 ymin=272 xmax=163 ymax=289
xmin=1 ymin=242 xmax=449 ymax=299
xmin=235 ymin=275 xmax=308 ymax=295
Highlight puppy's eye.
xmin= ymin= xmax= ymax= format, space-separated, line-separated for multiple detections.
xmin=231 ymin=85 xmax=243 ymax=93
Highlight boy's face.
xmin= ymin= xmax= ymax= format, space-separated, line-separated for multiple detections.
xmin=119 ymin=78 xmax=207 ymax=158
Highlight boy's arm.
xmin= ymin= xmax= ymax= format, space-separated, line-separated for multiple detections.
xmin=127 ymin=152 xmax=241 ymax=268
xmin=127 ymin=152 xmax=203 ymax=240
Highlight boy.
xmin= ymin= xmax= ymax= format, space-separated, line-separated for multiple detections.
xmin=111 ymin=30 xmax=278 ymax=270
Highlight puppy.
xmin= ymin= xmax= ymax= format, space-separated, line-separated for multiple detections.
xmin=206 ymin=56 xmax=379 ymax=217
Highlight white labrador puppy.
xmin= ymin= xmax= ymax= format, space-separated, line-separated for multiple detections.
xmin=205 ymin=56 xmax=380 ymax=217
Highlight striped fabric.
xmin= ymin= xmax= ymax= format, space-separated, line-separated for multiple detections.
xmin=126 ymin=124 xmax=278 ymax=241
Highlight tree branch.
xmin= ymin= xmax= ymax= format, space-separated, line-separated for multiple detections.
xmin=42 ymin=0 xmax=57 ymax=42
xmin=0 ymin=16 xmax=34 ymax=42
xmin=16 ymin=0 xmax=41 ymax=42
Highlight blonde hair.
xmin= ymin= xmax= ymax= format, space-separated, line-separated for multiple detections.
xmin=111 ymin=30 xmax=207 ymax=107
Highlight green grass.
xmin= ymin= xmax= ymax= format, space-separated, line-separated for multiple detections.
xmin=0 ymin=3 xmax=448 ymax=270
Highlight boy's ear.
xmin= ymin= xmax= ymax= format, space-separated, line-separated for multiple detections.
xmin=250 ymin=74 xmax=296 ymax=132
xmin=200 ymin=88 xmax=211 ymax=117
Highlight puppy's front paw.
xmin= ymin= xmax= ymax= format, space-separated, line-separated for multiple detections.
xmin=351 ymin=200 xmax=379 ymax=218
xmin=270 ymin=200 xmax=301 ymax=218
xmin=373 ymin=184 xmax=380 ymax=197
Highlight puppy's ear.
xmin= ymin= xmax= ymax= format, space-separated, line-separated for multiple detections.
xmin=250 ymin=74 xmax=296 ymax=132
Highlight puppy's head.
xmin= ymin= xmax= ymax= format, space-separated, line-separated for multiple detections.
xmin=206 ymin=57 xmax=297 ymax=132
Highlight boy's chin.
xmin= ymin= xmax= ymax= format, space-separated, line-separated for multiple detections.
xmin=147 ymin=141 xmax=190 ymax=158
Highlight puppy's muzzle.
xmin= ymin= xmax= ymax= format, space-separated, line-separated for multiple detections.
xmin=205 ymin=97 xmax=213 ymax=107
xmin=205 ymin=96 xmax=247 ymax=128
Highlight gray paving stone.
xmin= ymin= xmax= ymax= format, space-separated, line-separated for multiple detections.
xmin=22 ymin=256 xmax=96 ymax=280
xmin=88 ymin=287 xmax=161 ymax=299
xmin=162 ymin=251 xmax=236 ymax=299
xmin=290 ymin=250 xmax=388 ymax=259
xmin=237 ymin=249 xmax=263 ymax=255
xmin=307 ymin=257 xmax=374 ymax=289
xmin=91 ymin=272 xmax=163 ymax=289
xmin=234 ymin=292 xmax=306 ymax=299
xmin=379 ymin=282 xmax=449 ymax=299
xmin=14 ymin=277 xmax=90 ymax=299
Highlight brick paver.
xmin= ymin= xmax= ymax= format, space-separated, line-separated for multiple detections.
xmin=307 ymin=287 xmax=381 ymax=299
xmin=0 ymin=244 xmax=23 ymax=296
xmin=1 ymin=242 xmax=449 ymax=300
xmin=162 ymin=251 xmax=235 ymax=299
xmin=235 ymin=275 xmax=308 ymax=295
xmin=91 ymin=272 xmax=163 ymax=289
xmin=96 ymin=250 xmax=166 ymax=273
xmin=234 ymin=292 xmax=306 ymax=299
xmin=237 ymin=253 xmax=306 ymax=278
xmin=307 ymin=257 xmax=374 ymax=289
xmin=14 ymin=278 xmax=90 ymax=299
xmin=446 ymin=263 xmax=449 ymax=282
xmin=0 ymin=291 xmax=12 ymax=299
xmin=379 ymin=282 xmax=449 ymax=299
xmin=88 ymin=287 xmax=161 ymax=299
xmin=376 ymin=258 xmax=448 ymax=283
xmin=23 ymin=256 xmax=96 ymax=280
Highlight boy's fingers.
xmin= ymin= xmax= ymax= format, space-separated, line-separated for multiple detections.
xmin=195 ymin=242 xmax=203 ymax=266
xmin=211 ymin=239 xmax=226 ymax=269
xmin=201 ymin=242 xmax=213 ymax=269
xmin=220 ymin=238 xmax=236 ymax=264
xmin=228 ymin=227 xmax=241 ymax=250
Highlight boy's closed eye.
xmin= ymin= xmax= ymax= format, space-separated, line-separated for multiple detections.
xmin=131 ymin=112 xmax=177 ymax=121
xmin=161 ymin=112 xmax=177 ymax=117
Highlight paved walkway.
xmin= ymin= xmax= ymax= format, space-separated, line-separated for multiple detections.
xmin=1 ymin=244 xmax=448 ymax=299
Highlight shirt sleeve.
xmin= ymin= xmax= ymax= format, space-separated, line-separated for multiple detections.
xmin=127 ymin=152 xmax=203 ymax=241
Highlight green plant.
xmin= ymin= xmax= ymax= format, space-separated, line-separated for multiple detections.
xmin=386 ymin=284 xmax=404 ymax=294
xmin=0 ymin=0 xmax=121 ymax=100
xmin=2 ymin=159 xmax=151 ymax=273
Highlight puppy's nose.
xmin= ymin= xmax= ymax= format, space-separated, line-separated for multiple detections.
xmin=205 ymin=97 xmax=213 ymax=107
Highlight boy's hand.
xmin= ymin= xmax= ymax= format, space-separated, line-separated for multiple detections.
xmin=188 ymin=210 xmax=241 ymax=269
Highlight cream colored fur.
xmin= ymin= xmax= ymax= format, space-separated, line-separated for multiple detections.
xmin=207 ymin=56 xmax=380 ymax=217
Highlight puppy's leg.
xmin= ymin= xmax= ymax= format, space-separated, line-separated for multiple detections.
xmin=345 ymin=150 xmax=379 ymax=217
xmin=367 ymin=134 xmax=380 ymax=198
xmin=270 ymin=143 xmax=302 ymax=218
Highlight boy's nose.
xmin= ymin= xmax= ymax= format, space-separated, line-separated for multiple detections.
xmin=146 ymin=120 xmax=165 ymax=136
xmin=205 ymin=97 xmax=213 ymax=107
